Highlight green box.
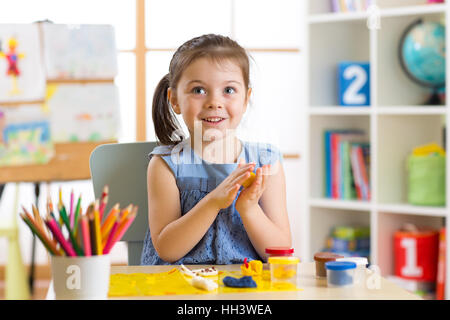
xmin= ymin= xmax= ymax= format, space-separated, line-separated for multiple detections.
xmin=407 ymin=154 xmax=446 ymax=206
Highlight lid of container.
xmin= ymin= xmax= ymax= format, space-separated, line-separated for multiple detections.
xmin=336 ymin=257 xmax=368 ymax=266
xmin=313 ymin=252 xmax=344 ymax=262
xmin=265 ymin=247 xmax=294 ymax=255
xmin=394 ymin=223 xmax=439 ymax=238
xmin=268 ymin=256 xmax=300 ymax=265
xmin=325 ymin=261 xmax=357 ymax=270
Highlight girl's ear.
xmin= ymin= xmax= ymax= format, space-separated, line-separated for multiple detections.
xmin=167 ymin=87 xmax=180 ymax=114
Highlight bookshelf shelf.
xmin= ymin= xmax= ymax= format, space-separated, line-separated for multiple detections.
xmin=310 ymin=198 xmax=372 ymax=211
xmin=305 ymin=0 xmax=449 ymax=299
xmin=308 ymin=0 xmax=446 ymax=18
xmin=379 ymin=3 xmax=446 ymax=15
xmin=376 ymin=203 xmax=447 ymax=217
xmin=310 ymin=106 xmax=446 ymax=115
xmin=308 ymin=3 xmax=445 ymax=24
xmin=377 ymin=106 xmax=447 ymax=115
xmin=309 ymin=107 xmax=372 ymax=115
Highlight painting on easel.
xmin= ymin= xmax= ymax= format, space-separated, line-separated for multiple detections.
xmin=0 ymin=24 xmax=46 ymax=103
xmin=48 ymin=83 xmax=120 ymax=142
xmin=42 ymin=23 xmax=118 ymax=80
xmin=0 ymin=105 xmax=54 ymax=166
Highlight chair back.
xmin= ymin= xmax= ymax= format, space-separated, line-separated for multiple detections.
xmin=90 ymin=141 xmax=157 ymax=265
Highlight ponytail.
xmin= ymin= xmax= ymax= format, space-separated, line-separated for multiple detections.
xmin=152 ymin=74 xmax=184 ymax=145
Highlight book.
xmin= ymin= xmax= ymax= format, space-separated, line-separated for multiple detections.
xmin=324 ymin=130 xmax=332 ymax=198
xmin=330 ymin=0 xmax=372 ymax=13
xmin=331 ymin=132 xmax=340 ymax=198
xmin=324 ymin=129 xmax=367 ymax=199
xmin=350 ymin=143 xmax=371 ymax=200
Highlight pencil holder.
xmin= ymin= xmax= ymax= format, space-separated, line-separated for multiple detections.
xmin=51 ymin=254 xmax=111 ymax=300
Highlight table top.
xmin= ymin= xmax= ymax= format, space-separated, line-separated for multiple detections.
xmin=108 ymin=262 xmax=421 ymax=300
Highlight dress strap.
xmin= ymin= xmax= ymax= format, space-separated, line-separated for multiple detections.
xmin=148 ymin=143 xmax=179 ymax=177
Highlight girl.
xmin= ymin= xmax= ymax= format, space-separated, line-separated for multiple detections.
xmin=141 ymin=34 xmax=291 ymax=265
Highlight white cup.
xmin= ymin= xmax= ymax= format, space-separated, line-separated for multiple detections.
xmin=51 ymin=255 xmax=111 ymax=300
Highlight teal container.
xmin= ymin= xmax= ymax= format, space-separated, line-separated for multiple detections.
xmin=407 ymin=154 xmax=446 ymax=206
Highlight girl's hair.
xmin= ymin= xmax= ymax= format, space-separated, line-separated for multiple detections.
xmin=152 ymin=34 xmax=251 ymax=145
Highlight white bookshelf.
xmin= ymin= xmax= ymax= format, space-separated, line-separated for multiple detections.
xmin=304 ymin=0 xmax=449 ymax=298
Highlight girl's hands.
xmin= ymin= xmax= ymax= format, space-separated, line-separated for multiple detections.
xmin=207 ymin=162 xmax=256 ymax=210
xmin=235 ymin=158 xmax=270 ymax=214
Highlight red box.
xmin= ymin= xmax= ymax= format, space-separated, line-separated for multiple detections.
xmin=394 ymin=229 xmax=439 ymax=282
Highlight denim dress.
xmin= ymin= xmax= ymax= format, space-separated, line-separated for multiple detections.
xmin=140 ymin=139 xmax=283 ymax=265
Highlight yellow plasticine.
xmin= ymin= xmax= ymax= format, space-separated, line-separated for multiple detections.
xmin=242 ymin=172 xmax=256 ymax=188
xmin=241 ymin=259 xmax=263 ymax=276
xmin=250 ymin=260 xmax=263 ymax=274
xmin=273 ymin=266 xmax=297 ymax=280
xmin=108 ymin=269 xmax=302 ymax=297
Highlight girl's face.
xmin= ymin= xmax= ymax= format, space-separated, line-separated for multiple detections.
xmin=168 ymin=57 xmax=251 ymax=142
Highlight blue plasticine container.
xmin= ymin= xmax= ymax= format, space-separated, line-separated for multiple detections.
xmin=325 ymin=261 xmax=357 ymax=288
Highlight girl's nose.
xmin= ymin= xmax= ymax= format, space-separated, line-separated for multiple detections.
xmin=206 ymin=100 xmax=223 ymax=109
xmin=205 ymin=92 xmax=223 ymax=109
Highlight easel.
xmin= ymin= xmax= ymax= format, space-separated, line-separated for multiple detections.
xmin=0 ymin=140 xmax=115 ymax=293
xmin=0 ymin=21 xmax=121 ymax=294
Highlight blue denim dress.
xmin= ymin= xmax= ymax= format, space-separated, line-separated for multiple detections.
xmin=140 ymin=139 xmax=283 ymax=265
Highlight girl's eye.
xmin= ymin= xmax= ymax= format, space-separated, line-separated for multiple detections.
xmin=192 ymin=87 xmax=206 ymax=94
xmin=224 ymin=87 xmax=235 ymax=94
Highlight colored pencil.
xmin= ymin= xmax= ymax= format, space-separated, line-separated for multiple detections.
xmin=119 ymin=204 xmax=133 ymax=224
xmin=31 ymin=204 xmax=48 ymax=239
xmin=45 ymin=215 xmax=77 ymax=257
xmin=73 ymin=195 xmax=82 ymax=235
xmin=20 ymin=213 xmax=60 ymax=256
xmin=93 ymin=200 xmax=103 ymax=255
xmin=101 ymin=203 xmax=120 ymax=242
xmin=102 ymin=219 xmax=119 ymax=254
xmin=47 ymin=198 xmax=60 ymax=227
xmin=87 ymin=204 xmax=98 ymax=255
xmin=45 ymin=203 xmax=64 ymax=255
xmin=30 ymin=208 xmax=59 ymax=255
xmin=21 ymin=185 xmax=137 ymax=257
xmin=58 ymin=202 xmax=84 ymax=256
xmin=99 ymin=185 xmax=109 ymax=221
xmin=104 ymin=208 xmax=137 ymax=254
xmin=69 ymin=189 xmax=74 ymax=228
xmin=80 ymin=214 xmax=91 ymax=256
xmin=58 ymin=187 xmax=64 ymax=226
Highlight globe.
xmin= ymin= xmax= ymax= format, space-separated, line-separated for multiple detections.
xmin=399 ymin=19 xmax=445 ymax=105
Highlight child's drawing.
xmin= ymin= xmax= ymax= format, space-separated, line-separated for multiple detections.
xmin=42 ymin=23 xmax=118 ymax=80
xmin=48 ymin=83 xmax=120 ymax=142
xmin=0 ymin=24 xmax=46 ymax=103
xmin=0 ymin=105 xmax=54 ymax=166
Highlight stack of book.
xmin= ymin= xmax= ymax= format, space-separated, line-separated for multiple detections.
xmin=330 ymin=0 xmax=374 ymax=12
xmin=322 ymin=226 xmax=370 ymax=259
xmin=324 ymin=129 xmax=370 ymax=201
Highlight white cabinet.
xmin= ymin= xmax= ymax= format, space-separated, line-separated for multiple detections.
xmin=304 ymin=0 xmax=449 ymax=298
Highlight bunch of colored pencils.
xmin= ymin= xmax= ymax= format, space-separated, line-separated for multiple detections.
xmin=20 ymin=186 xmax=138 ymax=257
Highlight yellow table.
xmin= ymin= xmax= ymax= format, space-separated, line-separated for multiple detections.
xmin=109 ymin=262 xmax=421 ymax=300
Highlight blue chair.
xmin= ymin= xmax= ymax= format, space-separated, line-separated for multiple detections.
xmin=89 ymin=142 xmax=157 ymax=265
